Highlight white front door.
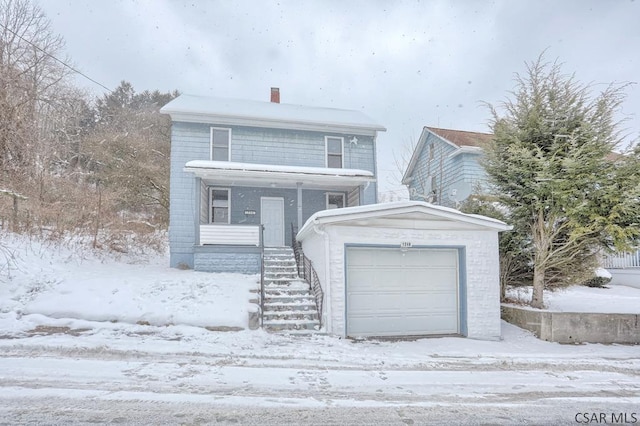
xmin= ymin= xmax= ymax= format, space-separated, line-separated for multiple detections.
xmin=346 ymin=247 xmax=459 ymax=337
xmin=261 ymin=197 xmax=284 ymax=247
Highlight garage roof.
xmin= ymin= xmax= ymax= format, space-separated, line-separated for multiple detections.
xmin=297 ymin=201 xmax=511 ymax=240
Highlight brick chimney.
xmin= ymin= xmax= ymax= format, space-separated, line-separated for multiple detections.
xmin=270 ymin=87 xmax=280 ymax=103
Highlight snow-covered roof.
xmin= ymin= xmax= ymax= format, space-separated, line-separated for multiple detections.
xmin=160 ymin=94 xmax=386 ymax=135
xmin=184 ymin=160 xmax=375 ymax=190
xmin=297 ymin=200 xmax=511 ymax=240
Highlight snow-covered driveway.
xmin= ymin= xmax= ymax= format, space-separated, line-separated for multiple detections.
xmin=1 ymin=324 xmax=639 ymax=425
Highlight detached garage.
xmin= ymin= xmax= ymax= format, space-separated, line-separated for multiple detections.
xmin=296 ymin=201 xmax=511 ymax=340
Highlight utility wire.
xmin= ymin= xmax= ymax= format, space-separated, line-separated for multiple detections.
xmin=0 ymin=21 xmax=112 ymax=93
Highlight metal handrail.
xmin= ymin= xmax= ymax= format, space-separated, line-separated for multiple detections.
xmin=303 ymin=254 xmax=324 ymax=327
xmin=291 ymin=223 xmax=303 ymax=277
xmin=259 ymin=224 xmax=265 ymax=328
xmin=291 ymin=223 xmax=324 ymax=327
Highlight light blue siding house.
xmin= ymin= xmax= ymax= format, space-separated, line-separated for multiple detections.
xmin=160 ymin=89 xmax=385 ymax=273
xmin=402 ymin=127 xmax=493 ymax=208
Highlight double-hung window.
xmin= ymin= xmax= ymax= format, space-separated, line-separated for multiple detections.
xmin=211 ymin=127 xmax=231 ymax=161
xmin=325 ymin=136 xmax=343 ymax=168
xmin=209 ymin=188 xmax=230 ymax=223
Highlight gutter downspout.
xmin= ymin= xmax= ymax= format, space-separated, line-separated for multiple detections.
xmin=296 ymin=182 xmax=303 ymax=230
xmin=311 ymin=222 xmax=331 ymax=334
xmin=194 ymin=177 xmax=201 ymax=246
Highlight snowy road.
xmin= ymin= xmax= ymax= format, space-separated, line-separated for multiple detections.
xmin=1 ymin=340 xmax=639 ymax=425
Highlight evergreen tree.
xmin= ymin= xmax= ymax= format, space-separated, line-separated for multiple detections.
xmin=484 ymin=55 xmax=640 ymax=308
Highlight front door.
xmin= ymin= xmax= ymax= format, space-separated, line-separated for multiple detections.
xmin=261 ymin=197 xmax=284 ymax=247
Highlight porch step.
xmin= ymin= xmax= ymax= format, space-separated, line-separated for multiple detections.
xmin=261 ymin=246 xmax=321 ymax=334
xmin=263 ymin=310 xmax=319 ymax=320
xmin=265 ymin=280 xmax=308 ymax=288
xmin=264 ymin=265 xmax=297 ymax=273
xmin=264 ymin=289 xmax=314 ymax=298
xmin=264 ymin=276 xmax=300 ymax=283
xmin=264 ymin=259 xmax=297 ymax=264
xmin=264 ymin=247 xmax=295 ymax=256
xmin=264 ymin=301 xmax=317 ymax=311
xmin=262 ymin=318 xmax=321 ymax=332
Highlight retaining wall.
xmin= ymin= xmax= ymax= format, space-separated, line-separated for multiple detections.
xmin=501 ymin=305 xmax=640 ymax=344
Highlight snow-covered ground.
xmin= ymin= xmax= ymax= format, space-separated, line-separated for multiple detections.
xmin=0 ymin=234 xmax=259 ymax=333
xmin=1 ymin=234 xmax=639 ymax=424
xmin=506 ymin=283 xmax=640 ymax=313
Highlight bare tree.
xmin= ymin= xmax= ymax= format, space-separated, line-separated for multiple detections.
xmin=0 ymin=0 xmax=69 ymax=174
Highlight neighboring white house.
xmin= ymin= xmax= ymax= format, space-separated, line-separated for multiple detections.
xmin=296 ymin=201 xmax=511 ymax=340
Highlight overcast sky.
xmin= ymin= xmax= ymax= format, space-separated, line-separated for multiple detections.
xmin=39 ymin=0 xmax=640 ymax=198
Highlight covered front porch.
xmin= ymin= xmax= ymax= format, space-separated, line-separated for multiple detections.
xmin=184 ymin=161 xmax=376 ymax=272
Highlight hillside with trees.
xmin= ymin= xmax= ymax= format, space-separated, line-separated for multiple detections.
xmin=0 ymin=0 xmax=176 ymax=252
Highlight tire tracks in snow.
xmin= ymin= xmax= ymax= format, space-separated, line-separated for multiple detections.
xmin=1 ymin=343 xmax=638 ymax=376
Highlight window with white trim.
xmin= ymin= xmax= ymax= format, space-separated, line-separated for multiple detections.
xmin=325 ymin=136 xmax=343 ymax=168
xmin=209 ymin=188 xmax=230 ymax=223
xmin=211 ymin=127 xmax=231 ymax=161
xmin=326 ymin=192 xmax=345 ymax=209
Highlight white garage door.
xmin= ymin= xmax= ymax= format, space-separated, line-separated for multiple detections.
xmin=346 ymin=247 xmax=459 ymax=337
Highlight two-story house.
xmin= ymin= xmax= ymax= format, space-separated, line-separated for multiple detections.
xmin=160 ymin=89 xmax=386 ymax=274
xmin=402 ymin=127 xmax=493 ymax=208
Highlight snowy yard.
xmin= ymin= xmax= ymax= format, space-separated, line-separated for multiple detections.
xmin=0 ymin=234 xmax=259 ymax=332
xmin=1 ymin=234 xmax=639 ymax=424
xmin=506 ymin=283 xmax=640 ymax=314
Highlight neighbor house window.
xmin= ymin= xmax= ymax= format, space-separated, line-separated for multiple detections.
xmin=326 ymin=193 xmax=345 ymax=209
xmin=209 ymin=188 xmax=230 ymax=223
xmin=325 ymin=136 xmax=343 ymax=168
xmin=211 ymin=127 xmax=231 ymax=161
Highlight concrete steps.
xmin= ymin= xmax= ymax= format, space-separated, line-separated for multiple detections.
xmin=261 ymin=246 xmax=321 ymax=333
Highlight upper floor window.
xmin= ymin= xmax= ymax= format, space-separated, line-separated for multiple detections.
xmin=209 ymin=188 xmax=230 ymax=223
xmin=325 ymin=136 xmax=343 ymax=168
xmin=211 ymin=127 xmax=231 ymax=161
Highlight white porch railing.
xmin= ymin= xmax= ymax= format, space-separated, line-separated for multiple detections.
xmin=200 ymin=224 xmax=261 ymax=246
xmin=603 ymin=250 xmax=640 ymax=269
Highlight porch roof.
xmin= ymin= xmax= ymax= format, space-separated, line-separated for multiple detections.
xmin=184 ymin=160 xmax=375 ymax=190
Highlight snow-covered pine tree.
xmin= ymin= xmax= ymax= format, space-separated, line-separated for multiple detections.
xmin=483 ymin=55 xmax=640 ymax=309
